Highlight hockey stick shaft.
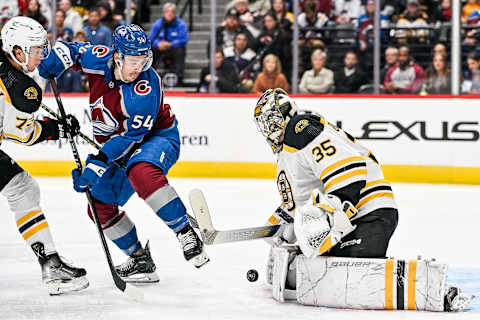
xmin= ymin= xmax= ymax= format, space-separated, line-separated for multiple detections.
xmin=189 ymin=189 xmax=287 ymax=245
xmin=48 ymin=78 xmax=133 ymax=295
xmin=40 ymin=102 xmax=199 ymax=229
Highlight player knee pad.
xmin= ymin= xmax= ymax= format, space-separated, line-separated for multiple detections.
xmin=1 ymin=171 xmax=40 ymax=214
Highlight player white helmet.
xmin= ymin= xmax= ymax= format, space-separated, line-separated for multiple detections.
xmin=254 ymin=88 xmax=297 ymax=153
xmin=1 ymin=16 xmax=50 ymax=73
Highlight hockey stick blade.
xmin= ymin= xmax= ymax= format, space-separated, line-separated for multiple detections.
xmin=189 ymin=189 xmax=285 ymax=245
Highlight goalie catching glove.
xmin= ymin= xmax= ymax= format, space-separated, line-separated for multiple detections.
xmin=294 ymin=189 xmax=357 ymax=258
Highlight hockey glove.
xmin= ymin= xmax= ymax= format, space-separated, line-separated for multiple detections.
xmin=57 ymin=114 xmax=80 ymax=139
xmin=72 ymin=152 xmax=109 ymax=192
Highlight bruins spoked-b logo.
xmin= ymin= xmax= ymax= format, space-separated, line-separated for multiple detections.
xmin=277 ymin=170 xmax=295 ymax=211
xmin=24 ymin=87 xmax=38 ymax=100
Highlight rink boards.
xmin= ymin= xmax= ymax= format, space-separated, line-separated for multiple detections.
xmin=4 ymin=94 xmax=480 ymax=184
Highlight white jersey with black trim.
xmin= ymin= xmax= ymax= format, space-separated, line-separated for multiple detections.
xmin=274 ymin=112 xmax=397 ymax=222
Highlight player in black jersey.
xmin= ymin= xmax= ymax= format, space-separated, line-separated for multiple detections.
xmin=0 ymin=16 xmax=87 ymax=295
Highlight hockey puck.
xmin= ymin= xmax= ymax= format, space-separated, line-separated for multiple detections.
xmin=246 ymin=269 xmax=259 ymax=282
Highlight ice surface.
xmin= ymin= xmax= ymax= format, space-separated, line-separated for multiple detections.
xmin=1 ymin=178 xmax=479 ymax=319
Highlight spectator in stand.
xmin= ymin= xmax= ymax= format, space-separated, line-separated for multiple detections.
xmin=381 ymin=0 xmax=407 ymax=20
xmin=23 ymin=0 xmax=48 ymax=29
xmin=84 ymin=8 xmax=112 ymax=46
xmin=462 ymin=51 xmax=480 ymax=93
xmin=226 ymin=0 xmax=271 ymax=15
xmin=333 ymin=0 xmax=364 ymax=25
xmin=356 ymin=0 xmax=389 ymax=52
xmin=215 ymin=9 xmax=255 ymax=55
xmin=299 ymin=49 xmax=334 ymax=93
xmin=149 ymin=2 xmax=188 ymax=85
xmin=256 ymin=12 xmax=292 ymax=81
xmin=395 ymin=0 xmax=430 ymax=44
xmin=252 ymin=54 xmax=289 ymax=93
xmin=224 ymin=32 xmax=256 ymax=73
xmin=198 ymin=48 xmax=242 ymax=93
xmin=462 ymin=0 xmax=480 ymax=22
xmin=230 ymin=0 xmax=261 ymax=38
xmin=298 ymin=1 xmax=329 ymax=41
xmin=53 ymin=9 xmax=74 ymax=42
xmin=300 ymin=0 xmax=332 ymax=17
xmin=382 ymin=46 xmax=398 ymax=82
xmin=432 ymin=42 xmax=448 ymax=57
xmin=59 ymin=0 xmax=83 ymax=34
xmin=430 ymin=0 xmax=451 ymax=22
xmin=97 ymin=1 xmax=120 ymax=31
xmin=334 ymin=51 xmax=367 ymax=93
xmin=271 ymin=0 xmax=294 ymax=31
xmin=424 ymin=53 xmax=451 ymax=94
xmin=74 ymin=29 xmax=88 ymax=42
xmin=384 ymin=45 xmax=426 ymax=93
xmin=0 ymin=1 xmax=19 ymax=28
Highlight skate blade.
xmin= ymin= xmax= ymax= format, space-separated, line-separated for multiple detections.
xmin=47 ymin=276 xmax=89 ymax=295
xmin=191 ymin=250 xmax=210 ymax=269
xmin=451 ymin=293 xmax=475 ymax=311
xmin=121 ymin=272 xmax=160 ymax=284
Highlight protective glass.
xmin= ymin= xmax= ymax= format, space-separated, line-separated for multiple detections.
xmin=29 ymin=40 xmax=51 ymax=60
xmin=123 ymin=55 xmax=149 ymax=70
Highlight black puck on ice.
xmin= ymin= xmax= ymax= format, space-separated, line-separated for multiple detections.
xmin=246 ymin=269 xmax=258 ymax=282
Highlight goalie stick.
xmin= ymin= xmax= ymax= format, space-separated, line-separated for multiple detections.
xmin=189 ymin=189 xmax=289 ymax=245
xmin=48 ymin=78 xmax=143 ymax=301
xmin=40 ymin=103 xmax=199 ymax=229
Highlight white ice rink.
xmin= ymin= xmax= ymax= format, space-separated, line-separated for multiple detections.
xmin=1 ymin=178 xmax=479 ymax=320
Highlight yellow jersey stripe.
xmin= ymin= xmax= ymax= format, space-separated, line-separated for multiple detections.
xmin=356 ymin=192 xmax=394 ymax=209
xmin=318 ymin=235 xmax=332 ymax=255
xmin=16 ymin=209 xmax=42 ymax=227
xmin=321 ymin=156 xmax=365 ymax=179
xmin=363 ymin=179 xmax=390 ymax=190
xmin=0 ymin=78 xmax=12 ymax=104
xmin=385 ymin=259 xmax=394 ymax=310
xmin=283 ymin=144 xmax=299 ymax=153
xmin=408 ymin=260 xmax=417 ymax=310
xmin=22 ymin=221 xmax=49 ymax=240
xmin=324 ymin=168 xmax=367 ymax=192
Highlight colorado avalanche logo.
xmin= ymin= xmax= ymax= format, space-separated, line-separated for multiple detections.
xmin=134 ymin=80 xmax=151 ymax=96
xmin=92 ymin=46 xmax=110 ymax=58
xmin=90 ymin=97 xmax=119 ymax=136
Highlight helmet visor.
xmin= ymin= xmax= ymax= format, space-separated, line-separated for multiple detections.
xmin=29 ymin=40 xmax=51 ymax=60
xmin=123 ymin=54 xmax=149 ymax=70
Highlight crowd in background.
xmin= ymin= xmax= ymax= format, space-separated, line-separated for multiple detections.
xmin=2 ymin=0 xmax=480 ymax=94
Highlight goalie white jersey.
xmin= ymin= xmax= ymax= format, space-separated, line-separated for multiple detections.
xmin=274 ymin=112 xmax=397 ymax=221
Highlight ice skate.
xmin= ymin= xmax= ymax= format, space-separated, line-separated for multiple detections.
xmin=444 ymin=285 xmax=475 ymax=312
xmin=176 ymin=224 xmax=209 ymax=268
xmin=34 ymin=243 xmax=89 ymax=296
xmin=115 ymin=241 xmax=159 ymax=283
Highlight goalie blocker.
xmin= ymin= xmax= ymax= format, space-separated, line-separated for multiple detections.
xmin=271 ymin=247 xmax=474 ymax=312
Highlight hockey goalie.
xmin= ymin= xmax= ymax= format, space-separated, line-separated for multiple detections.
xmin=253 ymin=88 xmax=474 ymax=312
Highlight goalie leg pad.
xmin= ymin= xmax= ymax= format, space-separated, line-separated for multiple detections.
xmin=272 ymin=247 xmax=298 ymax=302
xmin=296 ymin=255 xmax=448 ymax=311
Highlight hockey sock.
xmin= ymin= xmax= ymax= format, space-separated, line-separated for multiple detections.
xmin=128 ymin=162 xmax=189 ymax=233
xmin=88 ymin=199 xmax=141 ymax=256
xmin=1 ymin=172 xmax=57 ymax=255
